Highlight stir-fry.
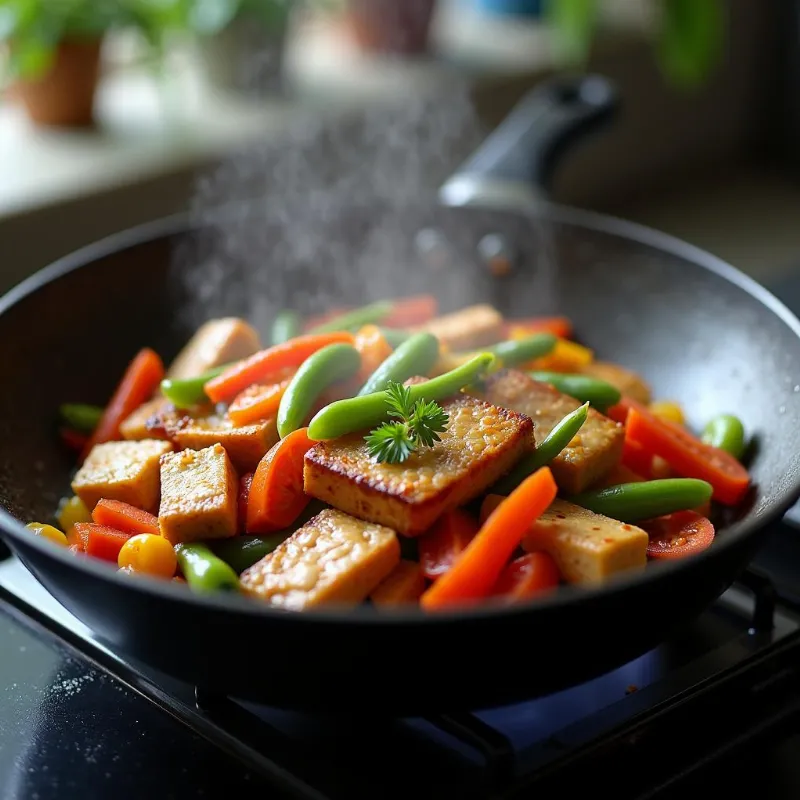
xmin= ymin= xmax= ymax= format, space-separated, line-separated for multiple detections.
xmin=28 ymin=297 xmax=752 ymax=610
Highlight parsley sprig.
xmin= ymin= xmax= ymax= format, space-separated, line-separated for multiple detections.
xmin=365 ymin=382 xmax=449 ymax=464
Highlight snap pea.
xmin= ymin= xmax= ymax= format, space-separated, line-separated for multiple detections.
xmin=175 ymin=543 xmax=240 ymax=593
xmin=271 ymin=310 xmax=302 ymax=345
xmin=569 ymin=479 xmax=713 ymax=523
xmin=160 ymin=363 xmax=230 ymax=409
xmin=277 ymin=343 xmax=362 ymax=438
xmin=702 ymin=414 xmax=746 ymax=460
xmin=381 ymin=328 xmax=413 ymax=348
xmin=530 ymin=371 xmax=621 ymax=409
xmin=307 ymin=301 xmax=394 ymax=335
xmin=212 ymin=534 xmax=287 ymax=574
xmin=307 ymin=352 xmax=496 ymax=441
xmin=358 ymin=332 xmax=439 ymax=396
xmin=59 ymin=403 xmax=103 ymax=433
xmin=487 ymin=333 xmax=556 ymax=366
xmin=491 ymin=402 xmax=589 ymax=496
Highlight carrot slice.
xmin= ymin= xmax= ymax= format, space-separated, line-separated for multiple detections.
xmin=370 ymin=560 xmax=427 ymax=606
xmin=92 ymin=499 xmax=159 ymax=535
xmin=418 ymin=508 xmax=479 ymax=580
xmin=247 ymin=428 xmax=314 ymax=533
xmin=81 ymin=348 xmax=165 ymax=461
xmin=354 ymin=324 xmax=393 ymax=381
xmin=238 ymin=472 xmax=253 ymax=531
xmin=228 ymin=378 xmax=293 ymax=427
xmin=205 ymin=332 xmax=355 ymax=404
xmin=421 ymin=466 xmax=558 ymax=609
xmin=491 ymin=552 xmax=560 ymax=603
xmin=74 ymin=523 xmax=132 ymax=562
xmin=382 ymin=295 xmax=438 ymax=328
xmin=504 ymin=316 xmax=573 ymax=340
xmin=626 ymin=407 xmax=750 ymax=506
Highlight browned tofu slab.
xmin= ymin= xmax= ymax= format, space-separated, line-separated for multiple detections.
xmin=158 ymin=444 xmax=238 ymax=544
xmin=120 ymin=398 xmax=172 ymax=441
xmin=240 ymin=508 xmax=400 ymax=609
xmin=578 ymin=361 xmax=652 ymax=405
xmin=370 ymin=560 xmax=426 ymax=606
xmin=166 ymin=318 xmax=262 ymax=380
xmin=304 ymin=394 xmax=533 ymax=536
xmin=522 ymin=499 xmax=648 ymax=584
xmin=470 ymin=369 xmax=624 ymax=493
xmin=412 ymin=304 xmax=504 ymax=351
xmin=72 ymin=440 xmax=174 ymax=513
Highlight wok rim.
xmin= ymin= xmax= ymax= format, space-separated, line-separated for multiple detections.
xmin=2 ymin=198 xmax=800 ymax=627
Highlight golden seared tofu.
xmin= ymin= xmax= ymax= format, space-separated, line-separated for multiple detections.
xmin=522 ymin=499 xmax=648 ymax=584
xmin=158 ymin=444 xmax=238 ymax=544
xmin=304 ymin=394 xmax=533 ymax=536
xmin=240 ymin=509 xmax=400 ymax=610
xmin=471 ymin=369 xmax=623 ymax=493
xmin=161 ymin=410 xmax=279 ymax=474
xmin=72 ymin=439 xmax=174 ymax=513
xmin=370 ymin=560 xmax=427 ymax=606
xmin=166 ymin=317 xmax=262 ymax=380
xmin=578 ymin=361 xmax=652 ymax=405
xmin=120 ymin=398 xmax=172 ymax=441
xmin=412 ymin=304 xmax=503 ymax=351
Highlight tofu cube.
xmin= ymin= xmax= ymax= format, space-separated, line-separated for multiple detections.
xmin=522 ymin=499 xmax=648 ymax=584
xmin=120 ymin=398 xmax=172 ymax=441
xmin=412 ymin=304 xmax=504 ymax=351
xmin=471 ymin=369 xmax=624 ymax=493
xmin=370 ymin=560 xmax=427 ymax=606
xmin=578 ymin=361 xmax=652 ymax=405
xmin=72 ymin=439 xmax=174 ymax=513
xmin=158 ymin=444 xmax=238 ymax=544
xmin=304 ymin=394 xmax=533 ymax=536
xmin=240 ymin=508 xmax=400 ymax=609
xmin=166 ymin=317 xmax=262 ymax=380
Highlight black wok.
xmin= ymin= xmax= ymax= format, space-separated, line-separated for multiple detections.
xmin=2 ymin=75 xmax=800 ymax=715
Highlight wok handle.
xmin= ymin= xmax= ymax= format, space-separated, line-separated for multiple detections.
xmin=439 ymin=73 xmax=619 ymax=209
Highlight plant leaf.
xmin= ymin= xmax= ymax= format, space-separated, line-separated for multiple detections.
xmin=365 ymin=422 xmax=417 ymax=464
xmin=544 ymin=0 xmax=597 ymax=66
xmin=658 ymin=0 xmax=725 ymax=88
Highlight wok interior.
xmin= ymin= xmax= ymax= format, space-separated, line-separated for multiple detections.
xmin=2 ymin=202 xmax=800 ymax=556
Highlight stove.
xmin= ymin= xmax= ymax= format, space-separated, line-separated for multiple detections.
xmin=4 ymin=278 xmax=800 ymax=799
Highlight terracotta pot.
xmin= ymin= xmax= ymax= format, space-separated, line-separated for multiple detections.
xmin=11 ymin=39 xmax=103 ymax=128
xmin=345 ymin=0 xmax=437 ymax=55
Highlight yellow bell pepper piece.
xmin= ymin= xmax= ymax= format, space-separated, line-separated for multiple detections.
xmin=26 ymin=522 xmax=68 ymax=547
xmin=649 ymin=400 xmax=685 ymax=426
xmin=57 ymin=495 xmax=92 ymax=534
xmin=529 ymin=338 xmax=593 ymax=372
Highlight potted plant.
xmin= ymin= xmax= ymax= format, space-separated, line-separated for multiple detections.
xmin=0 ymin=0 xmax=184 ymax=128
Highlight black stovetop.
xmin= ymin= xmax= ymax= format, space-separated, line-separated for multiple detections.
xmin=4 ymin=274 xmax=800 ymax=799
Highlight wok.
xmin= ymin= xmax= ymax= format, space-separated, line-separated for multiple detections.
xmin=2 ymin=75 xmax=800 ymax=715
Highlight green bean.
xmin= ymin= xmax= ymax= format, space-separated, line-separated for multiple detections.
xmin=487 ymin=333 xmax=556 ymax=366
xmin=277 ymin=343 xmax=361 ymax=438
xmin=306 ymin=301 xmax=394 ymax=334
xmin=702 ymin=414 xmax=746 ymax=460
xmin=530 ymin=371 xmax=621 ymax=409
xmin=569 ymin=479 xmax=713 ymax=523
xmin=175 ymin=543 xmax=240 ymax=593
xmin=271 ymin=310 xmax=302 ymax=345
xmin=160 ymin=364 xmax=230 ymax=409
xmin=212 ymin=534 xmax=287 ymax=574
xmin=491 ymin=403 xmax=589 ymax=496
xmin=358 ymin=332 xmax=439 ymax=396
xmin=381 ymin=328 xmax=412 ymax=348
xmin=59 ymin=404 xmax=103 ymax=433
xmin=307 ymin=353 xmax=496 ymax=441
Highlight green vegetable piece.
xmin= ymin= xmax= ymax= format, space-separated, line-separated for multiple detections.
xmin=380 ymin=328 xmax=412 ymax=348
xmin=306 ymin=301 xmax=394 ymax=334
xmin=59 ymin=404 xmax=103 ymax=434
xmin=160 ymin=364 xmax=230 ymax=409
xmin=530 ymin=371 xmax=621 ymax=409
xmin=212 ymin=534 xmax=287 ymax=574
xmin=277 ymin=343 xmax=361 ymax=438
xmin=570 ymin=478 xmax=713 ymax=523
xmin=308 ymin=353 xmax=496 ymax=441
xmin=358 ymin=332 xmax=440 ymax=396
xmin=487 ymin=333 xmax=556 ymax=366
xmin=702 ymin=414 xmax=746 ymax=461
xmin=271 ymin=310 xmax=302 ymax=345
xmin=175 ymin=543 xmax=240 ymax=593
xmin=491 ymin=402 xmax=589 ymax=496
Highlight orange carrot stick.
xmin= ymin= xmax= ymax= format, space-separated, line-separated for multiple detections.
xmin=92 ymin=499 xmax=159 ymax=535
xmin=205 ymin=333 xmax=355 ymax=404
xmin=228 ymin=378 xmax=293 ymax=427
xmin=382 ymin=295 xmax=438 ymax=328
xmin=82 ymin=348 xmax=164 ymax=460
xmin=421 ymin=466 xmax=558 ymax=609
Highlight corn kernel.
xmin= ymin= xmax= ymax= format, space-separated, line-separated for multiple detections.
xmin=650 ymin=401 xmax=685 ymax=426
xmin=57 ymin=495 xmax=92 ymax=534
xmin=530 ymin=338 xmax=593 ymax=372
xmin=26 ymin=522 xmax=68 ymax=547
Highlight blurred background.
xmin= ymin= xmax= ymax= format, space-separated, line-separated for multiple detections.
xmin=0 ymin=0 xmax=799 ymax=294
